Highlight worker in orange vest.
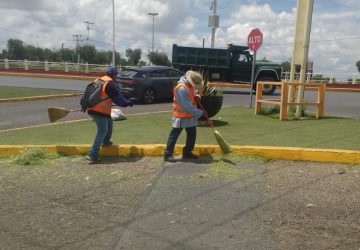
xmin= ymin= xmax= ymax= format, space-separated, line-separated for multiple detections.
xmin=164 ymin=70 xmax=207 ymax=162
xmin=86 ymin=66 xmax=133 ymax=163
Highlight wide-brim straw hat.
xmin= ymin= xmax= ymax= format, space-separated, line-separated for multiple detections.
xmin=185 ymin=70 xmax=204 ymax=89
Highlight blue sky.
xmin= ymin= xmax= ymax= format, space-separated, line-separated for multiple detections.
xmin=0 ymin=0 xmax=359 ymax=75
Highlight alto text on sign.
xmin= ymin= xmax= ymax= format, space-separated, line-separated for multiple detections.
xmin=247 ymin=28 xmax=263 ymax=51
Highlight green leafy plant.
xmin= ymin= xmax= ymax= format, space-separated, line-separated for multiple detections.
xmin=201 ymin=71 xmax=224 ymax=97
xmin=259 ymin=104 xmax=280 ymax=115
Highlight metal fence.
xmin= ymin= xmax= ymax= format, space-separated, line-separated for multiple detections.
xmin=281 ymin=71 xmax=360 ymax=85
xmin=0 ymin=59 xmax=109 ymax=74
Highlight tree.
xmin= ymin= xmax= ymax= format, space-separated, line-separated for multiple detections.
xmin=118 ymin=57 xmax=128 ymax=66
xmin=61 ymin=48 xmax=74 ymax=62
xmin=43 ymin=48 xmax=58 ymax=61
xmin=2 ymin=38 xmax=144 ymax=67
xmin=148 ymin=51 xmax=171 ymax=66
xmin=258 ymin=57 xmax=269 ymax=62
xmin=280 ymin=61 xmax=291 ymax=72
xmin=77 ymin=45 xmax=96 ymax=63
xmin=1 ymin=49 xmax=8 ymax=59
xmin=7 ymin=39 xmax=25 ymax=59
xmin=126 ymin=48 xmax=142 ymax=65
xmin=138 ymin=61 xmax=147 ymax=66
xmin=356 ymin=60 xmax=360 ymax=72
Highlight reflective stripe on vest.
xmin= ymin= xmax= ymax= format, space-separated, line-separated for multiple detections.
xmin=87 ymin=75 xmax=113 ymax=115
xmin=173 ymin=82 xmax=196 ymax=118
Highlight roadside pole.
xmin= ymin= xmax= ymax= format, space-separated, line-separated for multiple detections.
xmin=247 ymin=28 xmax=263 ymax=108
xmin=249 ymin=51 xmax=256 ymax=108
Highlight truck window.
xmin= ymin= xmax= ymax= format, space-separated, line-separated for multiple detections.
xmin=238 ymin=54 xmax=248 ymax=62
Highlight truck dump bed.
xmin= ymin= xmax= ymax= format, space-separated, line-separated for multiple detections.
xmin=172 ymin=44 xmax=230 ymax=69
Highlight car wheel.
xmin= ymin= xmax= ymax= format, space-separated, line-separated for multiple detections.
xmin=254 ymin=76 xmax=277 ymax=95
xmin=142 ymin=88 xmax=156 ymax=104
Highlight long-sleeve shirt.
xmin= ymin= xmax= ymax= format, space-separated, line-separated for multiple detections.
xmin=172 ymin=79 xmax=203 ymax=128
xmin=88 ymin=79 xmax=131 ymax=117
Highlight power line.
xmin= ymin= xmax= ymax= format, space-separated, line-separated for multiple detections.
xmin=72 ymin=34 xmax=83 ymax=48
xmin=84 ymin=20 xmax=94 ymax=42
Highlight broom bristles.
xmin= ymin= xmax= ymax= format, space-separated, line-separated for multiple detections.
xmin=213 ymin=129 xmax=232 ymax=154
xmin=48 ymin=107 xmax=70 ymax=123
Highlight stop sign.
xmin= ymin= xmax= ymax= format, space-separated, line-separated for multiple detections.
xmin=247 ymin=28 xmax=263 ymax=51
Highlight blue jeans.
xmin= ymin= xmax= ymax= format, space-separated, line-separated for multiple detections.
xmin=164 ymin=126 xmax=196 ymax=157
xmin=88 ymin=115 xmax=113 ymax=159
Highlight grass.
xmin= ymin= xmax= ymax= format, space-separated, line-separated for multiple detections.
xmin=1 ymin=106 xmax=359 ymax=150
xmin=0 ymin=86 xmax=79 ymax=99
xmin=10 ymin=148 xmax=61 ymax=166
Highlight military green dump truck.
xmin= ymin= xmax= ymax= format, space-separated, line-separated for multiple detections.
xmin=172 ymin=44 xmax=282 ymax=94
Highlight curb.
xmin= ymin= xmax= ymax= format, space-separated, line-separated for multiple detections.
xmin=0 ymin=144 xmax=359 ymax=165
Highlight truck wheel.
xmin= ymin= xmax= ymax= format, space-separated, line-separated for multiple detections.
xmin=142 ymin=88 xmax=156 ymax=104
xmin=255 ymin=76 xmax=277 ymax=95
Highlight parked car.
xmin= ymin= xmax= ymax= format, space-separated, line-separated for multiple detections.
xmin=117 ymin=66 xmax=184 ymax=104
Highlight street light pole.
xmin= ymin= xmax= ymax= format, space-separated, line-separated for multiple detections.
xmin=148 ymin=12 xmax=158 ymax=54
xmin=112 ymin=0 xmax=116 ymax=66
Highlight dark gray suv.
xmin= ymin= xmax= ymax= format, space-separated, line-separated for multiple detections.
xmin=117 ymin=66 xmax=184 ymax=104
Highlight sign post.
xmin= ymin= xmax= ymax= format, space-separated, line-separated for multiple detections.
xmin=247 ymin=28 xmax=263 ymax=108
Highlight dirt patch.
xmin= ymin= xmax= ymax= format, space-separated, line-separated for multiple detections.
xmin=0 ymin=156 xmax=163 ymax=249
xmin=265 ymin=161 xmax=360 ymax=250
xmin=0 ymin=155 xmax=359 ymax=249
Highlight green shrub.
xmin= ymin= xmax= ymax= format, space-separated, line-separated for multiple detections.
xmin=11 ymin=148 xmax=60 ymax=166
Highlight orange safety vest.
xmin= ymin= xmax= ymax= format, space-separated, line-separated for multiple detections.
xmin=173 ymin=82 xmax=197 ymax=118
xmin=87 ymin=75 xmax=113 ymax=115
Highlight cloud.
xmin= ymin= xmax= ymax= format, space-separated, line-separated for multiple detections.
xmin=0 ymin=0 xmax=47 ymax=11
xmin=0 ymin=0 xmax=358 ymax=74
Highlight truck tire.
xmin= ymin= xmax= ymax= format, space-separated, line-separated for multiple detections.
xmin=254 ymin=76 xmax=277 ymax=95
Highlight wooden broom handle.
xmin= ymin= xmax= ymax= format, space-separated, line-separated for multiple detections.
xmin=196 ymin=99 xmax=214 ymax=128
xmin=69 ymin=109 xmax=84 ymax=112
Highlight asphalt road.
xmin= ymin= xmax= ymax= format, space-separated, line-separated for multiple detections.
xmin=0 ymin=76 xmax=359 ymax=130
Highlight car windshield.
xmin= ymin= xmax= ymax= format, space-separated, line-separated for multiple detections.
xmin=119 ymin=69 xmax=139 ymax=77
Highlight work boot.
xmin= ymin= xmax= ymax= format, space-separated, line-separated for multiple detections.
xmin=182 ymin=152 xmax=199 ymax=160
xmin=86 ymin=155 xmax=101 ymax=163
xmin=164 ymin=155 xmax=177 ymax=162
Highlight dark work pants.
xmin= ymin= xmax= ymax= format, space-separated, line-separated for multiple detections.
xmin=164 ymin=126 xmax=196 ymax=157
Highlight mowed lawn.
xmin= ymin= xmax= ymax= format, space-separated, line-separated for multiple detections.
xmin=1 ymin=106 xmax=359 ymax=151
xmin=0 ymin=86 xmax=79 ymax=99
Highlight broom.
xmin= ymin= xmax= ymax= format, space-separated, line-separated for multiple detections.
xmin=197 ymin=101 xmax=232 ymax=154
xmin=48 ymin=107 xmax=83 ymax=123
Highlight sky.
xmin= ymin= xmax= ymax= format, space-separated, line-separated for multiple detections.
xmin=0 ymin=0 xmax=359 ymax=76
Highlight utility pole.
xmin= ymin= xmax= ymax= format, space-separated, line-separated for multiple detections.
xmin=209 ymin=0 xmax=219 ymax=48
xmin=72 ymin=34 xmax=82 ymax=49
xmin=73 ymin=34 xmax=83 ymax=69
xmin=112 ymin=0 xmax=115 ymax=66
xmin=84 ymin=20 xmax=94 ymax=42
xmin=148 ymin=13 xmax=158 ymax=53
